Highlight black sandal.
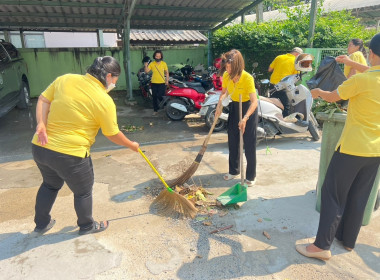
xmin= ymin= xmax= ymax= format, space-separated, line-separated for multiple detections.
xmin=78 ymin=221 xmax=109 ymax=235
xmin=34 ymin=219 xmax=56 ymax=234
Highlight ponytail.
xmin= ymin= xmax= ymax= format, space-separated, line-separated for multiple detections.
xmin=87 ymin=56 xmax=121 ymax=86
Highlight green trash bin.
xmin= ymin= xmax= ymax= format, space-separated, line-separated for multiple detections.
xmin=315 ymin=112 xmax=380 ymax=226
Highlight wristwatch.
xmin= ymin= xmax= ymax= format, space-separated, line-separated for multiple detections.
xmin=243 ymin=115 xmax=249 ymax=120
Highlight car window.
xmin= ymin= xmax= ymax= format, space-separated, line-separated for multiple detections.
xmin=0 ymin=45 xmax=10 ymax=63
xmin=2 ymin=43 xmax=19 ymax=59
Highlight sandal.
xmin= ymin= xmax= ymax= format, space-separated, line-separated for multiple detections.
xmin=223 ymin=173 xmax=237 ymax=181
xmin=34 ymin=219 xmax=56 ymax=234
xmin=79 ymin=221 xmax=109 ymax=235
xmin=245 ymin=179 xmax=256 ymax=187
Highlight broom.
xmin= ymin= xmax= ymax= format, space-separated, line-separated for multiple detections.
xmin=169 ymin=102 xmax=223 ymax=187
xmin=138 ymin=148 xmax=197 ymax=219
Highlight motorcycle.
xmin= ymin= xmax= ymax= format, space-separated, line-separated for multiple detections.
xmin=165 ymin=77 xmax=219 ymax=121
xmin=199 ymin=54 xmax=320 ymax=141
xmin=135 ymin=56 xmax=153 ymax=102
xmin=193 ymin=66 xmax=223 ymax=91
xmin=252 ymin=62 xmax=270 ymax=97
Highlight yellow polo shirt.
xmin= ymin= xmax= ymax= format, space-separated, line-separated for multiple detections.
xmin=222 ymin=70 xmax=255 ymax=102
xmin=269 ymin=53 xmax=298 ymax=84
xmin=147 ymin=61 xmax=168 ymax=84
xmin=344 ymin=51 xmax=367 ymax=77
xmin=32 ymin=73 xmax=120 ymax=158
xmin=336 ymin=65 xmax=380 ymax=157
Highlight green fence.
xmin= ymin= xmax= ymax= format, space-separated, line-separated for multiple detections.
xmin=19 ymin=46 xmax=208 ymax=98
xmin=20 ymin=46 xmax=344 ymax=98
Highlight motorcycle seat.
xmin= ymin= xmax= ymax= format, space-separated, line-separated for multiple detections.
xmin=260 ymin=96 xmax=284 ymax=110
xmin=184 ymin=82 xmax=202 ymax=87
xmin=178 ymin=82 xmax=206 ymax=94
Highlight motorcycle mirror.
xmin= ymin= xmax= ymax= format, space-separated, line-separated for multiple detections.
xmin=252 ymin=62 xmax=258 ymax=68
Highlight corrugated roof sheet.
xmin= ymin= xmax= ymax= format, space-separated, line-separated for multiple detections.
xmin=0 ymin=0 xmax=257 ymax=32
xmin=129 ymin=30 xmax=207 ymax=44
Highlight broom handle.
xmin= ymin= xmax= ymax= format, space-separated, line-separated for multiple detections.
xmin=202 ymin=101 xmax=223 ymax=148
xmin=239 ymin=93 xmax=245 ymax=185
xmin=138 ymin=148 xmax=174 ymax=193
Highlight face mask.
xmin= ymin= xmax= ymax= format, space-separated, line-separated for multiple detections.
xmin=106 ymin=82 xmax=116 ymax=93
xmin=155 ymin=58 xmax=162 ymax=62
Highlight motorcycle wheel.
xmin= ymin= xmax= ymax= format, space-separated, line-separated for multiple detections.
xmin=205 ymin=107 xmax=226 ymax=132
xmin=166 ymin=99 xmax=187 ymax=121
xmin=308 ymin=113 xmax=320 ymax=141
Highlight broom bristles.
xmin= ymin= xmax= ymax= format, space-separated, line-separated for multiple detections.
xmin=152 ymin=189 xmax=198 ymax=219
xmin=169 ymin=161 xmax=199 ymax=187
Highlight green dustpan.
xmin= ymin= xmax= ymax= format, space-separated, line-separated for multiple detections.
xmin=217 ymin=182 xmax=248 ymax=205
xmin=217 ymin=92 xmax=248 ymax=206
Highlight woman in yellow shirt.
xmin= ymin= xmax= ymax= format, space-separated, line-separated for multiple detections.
xmin=215 ymin=49 xmax=258 ymax=186
xmin=144 ymin=50 xmax=169 ymax=116
xmin=32 ymin=56 xmax=139 ymax=235
xmin=344 ymin=38 xmax=368 ymax=79
xmin=295 ymin=33 xmax=380 ymax=261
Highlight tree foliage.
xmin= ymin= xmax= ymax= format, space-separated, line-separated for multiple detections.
xmin=212 ymin=2 xmax=375 ymax=56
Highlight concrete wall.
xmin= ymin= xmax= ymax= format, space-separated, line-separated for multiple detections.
xmin=19 ymin=46 xmax=208 ymax=97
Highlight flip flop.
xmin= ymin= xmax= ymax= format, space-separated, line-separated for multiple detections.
xmin=78 ymin=221 xmax=109 ymax=235
xmin=245 ymin=179 xmax=256 ymax=187
xmin=34 ymin=219 xmax=56 ymax=234
xmin=223 ymin=173 xmax=237 ymax=181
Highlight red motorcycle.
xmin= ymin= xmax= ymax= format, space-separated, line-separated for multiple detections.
xmin=165 ymin=78 xmax=219 ymax=121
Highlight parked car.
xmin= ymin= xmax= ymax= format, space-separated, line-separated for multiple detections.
xmin=0 ymin=40 xmax=30 ymax=118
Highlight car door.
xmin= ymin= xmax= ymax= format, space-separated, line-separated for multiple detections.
xmin=0 ymin=43 xmax=20 ymax=115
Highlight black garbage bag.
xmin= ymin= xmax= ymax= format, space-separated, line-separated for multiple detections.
xmin=307 ymin=56 xmax=346 ymax=91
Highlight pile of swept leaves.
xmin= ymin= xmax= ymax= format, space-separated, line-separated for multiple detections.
xmin=312 ymin=98 xmax=347 ymax=118
xmin=121 ymin=124 xmax=144 ymax=132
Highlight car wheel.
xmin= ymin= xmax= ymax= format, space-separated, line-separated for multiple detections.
xmin=17 ymin=81 xmax=31 ymax=109
xmin=205 ymin=107 xmax=226 ymax=132
xmin=165 ymin=99 xmax=187 ymax=121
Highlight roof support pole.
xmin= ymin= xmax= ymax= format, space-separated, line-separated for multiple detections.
xmin=3 ymin=31 xmax=10 ymax=42
xmin=123 ymin=20 xmax=133 ymax=100
xmin=241 ymin=14 xmax=245 ymax=24
xmin=256 ymin=2 xmax=263 ymax=23
xmin=97 ymin=29 xmax=104 ymax=47
xmin=20 ymin=30 xmax=26 ymax=48
xmin=123 ymin=0 xmax=137 ymax=101
xmin=307 ymin=0 xmax=318 ymax=48
xmin=207 ymin=30 xmax=213 ymax=67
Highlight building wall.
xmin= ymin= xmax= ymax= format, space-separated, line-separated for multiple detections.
xmin=19 ymin=46 xmax=208 ymax=97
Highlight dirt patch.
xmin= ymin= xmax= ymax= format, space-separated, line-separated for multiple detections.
xmin=0 ymin=185 xmax=72 ymax=223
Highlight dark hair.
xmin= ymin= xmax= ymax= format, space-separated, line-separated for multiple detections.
xmin=87 ymin=56 xmax=121 ymax=86
xmin=350 ymin=39 xmax=367 ymax=56
xmin=153 ymin=50 xmax=163 ymax=60
xmin=369 ymin=33 xmax=380 ymax=57
xmin=219 ymin=49 xmax=245 ymax=80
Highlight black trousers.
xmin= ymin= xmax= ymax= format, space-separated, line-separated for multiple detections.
xmin=151 ymin=83 xmax=166 ymax=112
xmin=227 ymin=101 xmax=258 ymax=181
xmin=314 ymin=149 xmax=380 ymax=250
xmin=270 ymin=88 xmax=291 ymax=117
xmin=32 ymin=144 xmax=95 ymax=230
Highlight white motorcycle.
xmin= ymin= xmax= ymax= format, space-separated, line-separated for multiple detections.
xmin=199 ymin=54 xmax=320 ymax=141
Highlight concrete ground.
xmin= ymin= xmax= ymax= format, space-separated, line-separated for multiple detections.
xmin=0 ymin=93 xmax=379 ymax=280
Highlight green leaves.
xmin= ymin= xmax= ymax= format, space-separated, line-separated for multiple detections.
xmin=212 ymin=7 xmax=374 ymax=55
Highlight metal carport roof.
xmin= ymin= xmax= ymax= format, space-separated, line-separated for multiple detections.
xmin=0 ymin=0 xmax=263 ymax=32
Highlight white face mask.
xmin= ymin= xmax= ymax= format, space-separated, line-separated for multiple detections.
xmin=106 ymin=82 xmax=116 ymax=93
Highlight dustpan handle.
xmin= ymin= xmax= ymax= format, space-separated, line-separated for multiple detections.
xmin=138 ymin=148 xmax=174 ymax=193
xmin=239 ymin=93 xmax=245 ymax=185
